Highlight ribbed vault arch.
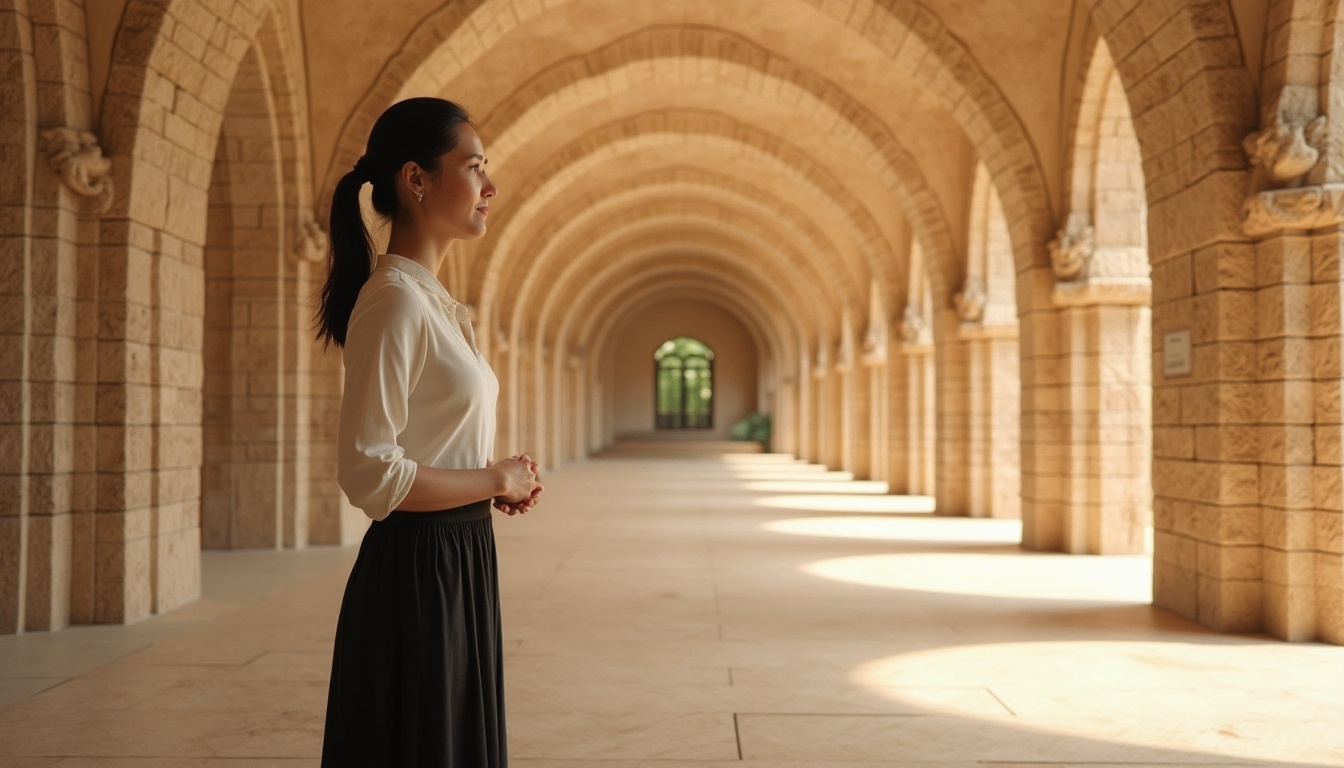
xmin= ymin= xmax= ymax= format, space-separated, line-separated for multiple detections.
xmin=507 ymin=200 xmax=836 ymax=353
xmin=473 ymin=111 xmax=892 ymax=323
xmin=323 ymin=0 xmax=1052 ymax=287
xmin=582 ymin=275 xmax=786 ymax=389
xmin=564 ymin=256 xmax=800 ymax=376
xmin=495 ymin=167 xmax=843 ymax=338
xmin=470 ymin=25 xmax=959 ymax=299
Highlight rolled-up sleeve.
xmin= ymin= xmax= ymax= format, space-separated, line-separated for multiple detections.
xmin=337 ymin=278 xmax=427 ymax=520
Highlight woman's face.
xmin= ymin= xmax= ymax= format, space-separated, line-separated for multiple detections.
xmin=422 ymin=123 xmax=497 ymax=241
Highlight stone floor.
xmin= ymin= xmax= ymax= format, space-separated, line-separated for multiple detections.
xmin=1 ymin=453 xmax=1342 ymax=767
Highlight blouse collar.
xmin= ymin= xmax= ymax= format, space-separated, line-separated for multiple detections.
xmin=377 ymin=254 xmax=471 ymax=322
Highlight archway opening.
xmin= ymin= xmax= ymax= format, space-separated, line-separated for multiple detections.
xmin=654 ymin=336 xmax=716 ymax=430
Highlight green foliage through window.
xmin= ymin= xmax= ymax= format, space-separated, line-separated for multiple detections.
xmin=654 ymin=336 xmax=714 ymax=429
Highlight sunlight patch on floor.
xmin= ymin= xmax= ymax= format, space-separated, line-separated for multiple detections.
xmin=753 ymin=493 xmax=938 ymax=514
xmin=847 ymin=639 xmax=1344 ymax=764
xmin=805 ymin=551 xmax=1150 ymax=601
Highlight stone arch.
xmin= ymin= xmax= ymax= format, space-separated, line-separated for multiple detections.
xmin=323 ymin=0 xmax=1051 ymax=299
xmin=511 ymin=195 xmax=836 ymax=354
xmin=567 ymin=251 xmax=799 ymax=365
xmin=470 ymin=24 xmax=960 ymax=303
xmin=522 ymin=247 xmax=799 ymax=462
xmin=201 ymin=41 xmax=303 ymax=552
xmin=1085 ymin=1 xmax=1256 ymax=239
xmin=1065 ymin=36 xmax=1147 ymax=281
xmin=474 ymin=111 xmax=884 ymax=325
xmin=583 ymin=280 xmax=778 ymax=453
xmin=89 ymin=0 xmax=325 ymax=624
xmin=540 ymin=273 xmax=787 ymax=462
xmin=947 ymin=162 xmax=1022 ymax=520
xmin=497 ymin=166 xmax=851 ymax=339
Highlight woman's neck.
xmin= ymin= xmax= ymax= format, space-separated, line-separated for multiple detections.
xmin=385 ymin=220 xmax=452 ymax=276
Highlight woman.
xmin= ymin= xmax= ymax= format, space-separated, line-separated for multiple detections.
xmin=315 ymin=97 xmax=541 ymax=767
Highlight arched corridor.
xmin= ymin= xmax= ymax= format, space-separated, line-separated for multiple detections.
xmin=5 ymin=0 xmax=1344 ymax=758
xmin=0 ymin=454 xmax=1339 ymax=763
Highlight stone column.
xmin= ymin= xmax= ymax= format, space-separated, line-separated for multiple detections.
xmin=867 ymin=362 xmax=889 ymax=484
xmin=935 ymin=310 xmax=970 ymax=517
xmin=956 ymin=279 xmax=1022 ymax=519
xmin=1022 ymin=214 xmax=1152 ymax=554
xmin=898 ymin=307 xmax=936 ymax=495
xmin=849 ymin=361 xmax=873 ymax=479
xmin=811 ymin=344 xmax=832 ymax=467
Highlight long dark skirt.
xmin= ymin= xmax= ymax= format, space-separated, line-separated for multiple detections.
xmin=321 ymin=500 xmax=507 ymax=768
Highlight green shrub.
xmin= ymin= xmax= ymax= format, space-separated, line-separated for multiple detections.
xmin=729 ymin=412 xmax=772 ymax=445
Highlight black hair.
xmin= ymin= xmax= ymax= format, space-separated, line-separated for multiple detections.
xmin=315 ymin=97 xmax=473 ymax=348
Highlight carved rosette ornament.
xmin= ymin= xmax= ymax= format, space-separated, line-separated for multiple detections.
xmin=1048 ymin=214 xmax=1095 ymax=281
xmin=1242 ymin=115 xmax=1344 ymax=236
xmin=898 ymin=306 xmax=925 ymax=344
xmin=293 ymin=210 xmax=329 ymax=264
xmin=954 ymin=278 xmax=987 ymax=324
xmin=40 ymin=128 xmax=114 ymax=214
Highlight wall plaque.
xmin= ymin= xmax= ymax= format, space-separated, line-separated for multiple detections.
xmin=1163 ymin=330 xmax=1192 ymax=377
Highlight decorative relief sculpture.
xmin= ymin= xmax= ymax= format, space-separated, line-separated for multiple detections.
xmin=1242 ymin=114 xmax=1344 ymax=236
xmin=1048 ymin=214 xmax=1095 ymax=281
xmin=1243 ymin=115 xmax=1327 ymax=189
xmin=898 ymin=306 xmax=925 ymax=344
xmin=293 ymin=210 xmax=329 ymax=263
xmin=954 ymin=278 xmax=987 ymax=324
xmin=40 ymin=127 xmax=114 ymax=214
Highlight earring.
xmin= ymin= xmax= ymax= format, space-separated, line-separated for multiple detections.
xmin=416 ymin=188 xmax=424 ymax=203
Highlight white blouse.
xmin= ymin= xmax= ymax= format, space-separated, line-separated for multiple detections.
xmin=337 ymin=254 xmax=500 ymax=521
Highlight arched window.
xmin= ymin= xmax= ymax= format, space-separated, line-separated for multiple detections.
xmin=654 ymin=336 xmax=714 ymax=429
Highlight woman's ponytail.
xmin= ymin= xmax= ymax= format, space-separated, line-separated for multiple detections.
xmin=313 ymin=97 xmax=473 ymax=348
xmin=316 ymin=167 xmax=375 ymax=348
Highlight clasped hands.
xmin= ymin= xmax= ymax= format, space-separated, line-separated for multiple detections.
xmin=488 ymin=453 xmax=543 ymax=516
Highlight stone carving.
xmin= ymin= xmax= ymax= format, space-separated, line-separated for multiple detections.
xmin=40 ymin=127 xmax=114 ymax=214
xmin=1048 ymin=215 xmax=1094 ymax=281
xmin=954 ymin=278 xmax=987 ymax=324
xmin=293 ymin=210 xmax=329 ymax=264
xmin=1241 ymin=115 xmax=1344 ymax=235
xmin=898 ymin=306 xmax=925 ymax=344
xmin=1243 ymin=115 xmax=1327 ymax=189
xmin=860 ymin=284 xmax=887 ymax=364
xmin=1243 ymin=183 xmax=1344 ymax=237
xmin=861 ymin=321 xmax=885 ymax=361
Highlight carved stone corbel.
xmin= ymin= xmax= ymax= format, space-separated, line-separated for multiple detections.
xmin=860 ymin=321 xmax=886 ymax=365
xmin=1241 ymin=115 xmax=1344 ymax=236
xmin=1048 ymin=213 xmax=1094 ymax=281
xmin=293 ymin=210 xmax=329 ymax=264
xmin=954 ymin=277 xmax=987 ymax=324
xmin=40 ymin=127 xmax=114 ymax=214
xmin=898 ymin=306 xmax=925 ymax=345
xmin=1244 ymin=115 xmax=1327 ymax=190
xmin=812 ymin=340 xmax=830 ymax=379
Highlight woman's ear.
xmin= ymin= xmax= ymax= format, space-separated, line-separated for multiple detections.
xmin=399 ymin=160 xmax=424 ymax=198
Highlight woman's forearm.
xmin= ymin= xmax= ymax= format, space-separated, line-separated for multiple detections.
xmin=393 ymin=464 xmax=507 ymax=512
